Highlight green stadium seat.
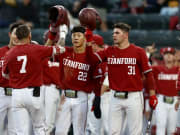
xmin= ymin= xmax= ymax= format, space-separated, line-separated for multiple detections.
xmin=138 ymin=14 xmax=170 ymax=30
xmin=0 ymin=29 xmax=180 ymax=49
xmin=39 ymin=11 xmax=49 ymax=28
xmin=128 ymin=30 xmax=180 ymax=49
xmin=40 ymin=0 xmax=74 ymax=11
xmin=106 ymin=14 xmax=170 ymax=30
xmin=31 ymin=29 xmax=46 ymax=44
xmin=0 ymin=28 xmax=9 ymax=46
xmin=107 ymin=14 xmax=140 ymax=29
xmin=96 ymin=30 xmax=180 ymax=49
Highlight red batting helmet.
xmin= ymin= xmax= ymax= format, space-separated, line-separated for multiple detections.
xmin=48 ymin=5 xmax=69 ymax=27
xmin=78 ymin=8 xmax=102 ymax=30
xmin=160 ymin=47 xmax=175 ymax=55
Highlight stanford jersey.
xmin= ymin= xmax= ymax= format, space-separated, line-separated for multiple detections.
xmin=0 ymin=46 xmax=10 ymax=87
xmin=153 ymin=66 xmax=179 ymax=96
xmin=58 ymin=46 xmax=95 ymax=93
xmin=42 ymin=58 xmax=60 ymax=86
xmin=2 ymin=44 xmax=53 ymax=88
xmin=94 ymin=44 xmax=152 ymax=91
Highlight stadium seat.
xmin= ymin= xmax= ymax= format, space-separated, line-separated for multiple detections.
xmin=31 ymin=29 xmax=47 ymax=44
xmin=106 ymin=14 xmax=170 ymax=30
xmin=39 ymin=11 xmax=49 ymax=28
xmin=40 ymin=0 xmax=74 ymax=11
xmin=138 ymin=14 xmax=170 ymax=30
xmin=107 ymin=14 xmax=140 ymax=29
xmin=0 ymin=28 xmax=9 ymax=46
xmin=95 ymin=30 xmax=180 ymax=49
xmin=0 ymin=29 xmax=180 ymax=49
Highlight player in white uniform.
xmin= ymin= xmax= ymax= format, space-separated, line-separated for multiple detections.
xmin=54 ymin=26 xmax=100 ymax=135
xmin=153 ymin=47 xmax=179 ymax=135
xmin=88 ymin=22 xmax=158 ymax=135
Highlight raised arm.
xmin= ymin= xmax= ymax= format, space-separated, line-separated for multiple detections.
xmin=45 ymin=5 xmax=69 ymax=46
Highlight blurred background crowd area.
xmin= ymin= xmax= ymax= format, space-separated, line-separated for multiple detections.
xmin=0 ymin=0 xmax=180 ymax=50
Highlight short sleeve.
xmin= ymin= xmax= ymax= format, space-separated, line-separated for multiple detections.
xmin=36 ymin=45 xmax=53 ymax=59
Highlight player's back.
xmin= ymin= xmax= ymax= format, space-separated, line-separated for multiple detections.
xmin=4 ymin=44 xmax=53 ymax=88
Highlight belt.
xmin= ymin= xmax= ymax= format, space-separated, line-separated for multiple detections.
xmin=32 ymin=87 xmax=40 ymax=97
xmin=163 ymin=96 xmax=174 ymax=104
xmin=4 ymin=88 xmax=12 ymax=96
xmin=64 ymin=90 xmax=77 ymax=98
xmin=114 ymin=91 xmax=128 ymax=99
xmin=27 ymin=87 xmax=40 ymax=97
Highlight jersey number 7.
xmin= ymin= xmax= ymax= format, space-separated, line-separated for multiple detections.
xmin=17 ymin=55 xmax=27 ymax=73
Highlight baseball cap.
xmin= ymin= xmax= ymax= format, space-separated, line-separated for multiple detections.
xmin=160 ymin=47 xmax=175 ymax=55
xmin=92 ymin=34 xmax=104 ymax=46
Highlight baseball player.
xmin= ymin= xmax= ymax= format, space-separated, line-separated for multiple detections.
xmin=0 ymin=22 xmax=23 ymax=135
xmin=42 ymin=5 xmax=69 ymax=135
xmin=2 ymin=24 xmax=65 ymax=135
xmin=152 ymin=47 xmax=179 ymax=135
xmin=53 ymin=26 xmax=98 ymax=135
xmin=41 ymin=59 xmax=61 ymax=135
xmin=88 ymin=22 xmax=158 ymax=135
xmin=143 ymin=47 xmax=164 ymax=134
xmin=86 ymin=34 xmax=109 ymax=135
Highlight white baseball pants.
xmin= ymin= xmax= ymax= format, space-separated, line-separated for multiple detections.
xmin=41 ymin=84 xmax=60 ymax=135
xmin=109 ymin=91 xmax=144 ymax=135
xmin=86 ymin=91 xmax=113 ymax=135
xmin=156 ymin=94 xmax=178 ymax=135
xmin=86 ymin=93 xmax=102 ymax=135
xmin=177 ymin=109 xmax=180 ymax=127
xmin=0 ymin=87 xmax=15 ymax=135
xmin=55 ymin=90 xmax=88 ymax=135
xmin=11 ymin=88 xmax=45 ymax=135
